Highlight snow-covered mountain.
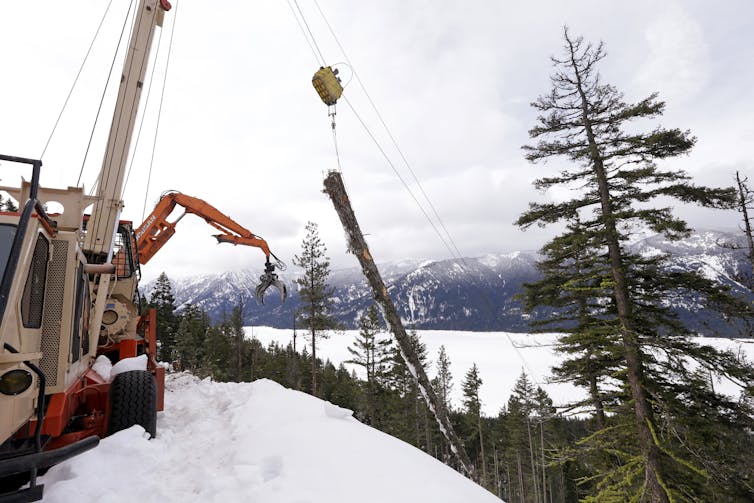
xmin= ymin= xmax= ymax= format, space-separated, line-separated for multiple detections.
xmin=143 ymin=230 xmax=754 ymax=336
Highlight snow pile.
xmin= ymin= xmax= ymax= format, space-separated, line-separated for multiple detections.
xmin=91 ymin=355 xmax=113 ymax=381
xmin=39 ymin=374 xmax=501 ymax=503
xmin=91 ymin=354 xmax=147 ymax=382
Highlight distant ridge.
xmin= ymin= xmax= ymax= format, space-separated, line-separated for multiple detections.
xmin=143 ymin=230 xmax=754 ymax=337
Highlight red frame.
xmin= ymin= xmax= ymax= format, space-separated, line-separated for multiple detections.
xmin=17 ymin=309 xmax=165 ymax=450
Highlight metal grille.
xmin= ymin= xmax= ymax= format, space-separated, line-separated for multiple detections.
xmin=40 ymin=240 xmax=69 ymax=387
xmin=21 ymin=234 xmax=49 ymax=328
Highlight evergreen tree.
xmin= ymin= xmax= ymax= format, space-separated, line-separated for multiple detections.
xmin=383 ymin=329 xmax=434 ymax=451
xmin=346 ymin=305 xmax=391 ymax=425
xmin=433 ymin=345 xmax=454 ymax=414
xmin=430 ymin=345 xmax=455 ymax=465
xmin=503 ymin=371 xmax=539 ymax=503
xmin=461 ymin=363 xmax=487 ymax=485
xmin=149 ymin=272 xmax=178 ymax=362
xmin=524 ymin=220 xmax=622 ymax=428
xmin=461 ymin=363 xmax=483 ymax=418
xmin=203 ymin=324 xmax=232 ymax=381
xmin=230 ymin=301 xmax=245 ymax=381
xmin=292 ymin=221 xmax=340 ymax=396
xmin=174 ymin=304 xmax=210 ymax=373
xmin=327 ymin=363 xmax=362 ymax=413
xmin=519 ymin=28 xmax=754 ymax=502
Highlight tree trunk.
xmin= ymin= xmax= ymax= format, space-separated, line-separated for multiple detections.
xmin=516 ymin=450 xmax=525 ymax=503
xmin=567 ymin=34 xmax=669 ymax=503
xmin=415 ymin=389 xmax=421 ymax=447
xmin=736 ymin=171 xmax=754 ymax=270
xmin=588 ymin=364 xmax=606 ymax=429
xmin=494 ymin=446 xmax=501 ymax=499
xmin=311 ymin=326 xmax=317 ymax=396
xmin=236 ymin=332 xmax=242 ymax=381
xmin=527 ymin=419 xmax=540 ymax=503
xmin=478 ymin=415 xmax=487 ymax=487
xmin=540 ymin=421 xmax=547 ymax=503
xmin=323 ymin=170 xmax=474 ymax=477
xmin=505 ymin=460 xmax=512 ymax=502
xmin=425 ymin=406 xmax=431 ymax=455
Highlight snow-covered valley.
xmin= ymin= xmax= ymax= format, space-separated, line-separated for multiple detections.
xmin=247 ymin=327 xmax=754 ymax=416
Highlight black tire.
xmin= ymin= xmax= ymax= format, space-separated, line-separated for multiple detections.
xmin=108 ymin=370 xmax=157 ymax=438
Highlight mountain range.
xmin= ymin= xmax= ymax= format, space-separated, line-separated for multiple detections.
xmin=142 ymin=230 xmax=754 ymax=336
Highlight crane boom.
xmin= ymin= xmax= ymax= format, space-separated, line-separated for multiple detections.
xmin=135 ymin=191 xmax=287 ymax=303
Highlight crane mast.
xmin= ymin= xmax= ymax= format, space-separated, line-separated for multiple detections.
xmin=83 ymin=0 xmax=170 ymax=341
xmin=83 ymin=0 xmax=170 ymax=259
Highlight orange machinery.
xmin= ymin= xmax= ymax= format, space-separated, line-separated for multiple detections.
xmin=135 ymin=191 xmax=287 ymax=303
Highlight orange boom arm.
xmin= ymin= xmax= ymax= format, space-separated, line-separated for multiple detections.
xmin=135 ymin=191 xmax=273 ymax=264
xmin=134 ymin=191 xmax=286 ymax=303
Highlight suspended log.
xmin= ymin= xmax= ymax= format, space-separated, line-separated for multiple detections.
xmin=323 ymin=170 xmax=474 ymax=477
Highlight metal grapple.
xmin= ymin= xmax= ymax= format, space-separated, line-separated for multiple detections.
xmin=255 ymin=259 xmax=287 ymax=304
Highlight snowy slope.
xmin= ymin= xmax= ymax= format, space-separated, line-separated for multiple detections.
xmin=35 ymin=330 xmax=753 ymax=501
xmin=39 ymin=374 xmax=501 ymax=503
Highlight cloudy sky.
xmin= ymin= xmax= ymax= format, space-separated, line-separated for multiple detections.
xmin=1 ymin=0 xmax=752 ymax=283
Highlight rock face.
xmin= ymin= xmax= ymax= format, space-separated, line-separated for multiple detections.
xmin=143 ymin=230 xmax=754 ymax=336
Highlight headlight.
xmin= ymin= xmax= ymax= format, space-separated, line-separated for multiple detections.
xmin=0 ymin=369 xmax=33 ymax=395
xmin=102 ymin=309 xmax=119 ymax=325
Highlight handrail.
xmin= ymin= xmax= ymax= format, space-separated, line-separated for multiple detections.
xmin=0 ymin=154 xmax=47 ymax=324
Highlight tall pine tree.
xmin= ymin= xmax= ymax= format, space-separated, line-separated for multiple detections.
xmin=346 ymin=305 xmax=391 ymax=425
xmin=433 ymin=345 xmax=454 ymax=414
xmin=293 ymin=221 xmax=340 ymax=396
xmin=174 ymin=303 xmax=210 ymax=373
xmin=149 ymin=272 xmax=178 ymax=362
xmin=461 ymin=363 xmax=487 ymax=485
xmin=519 ymin=28 xmax=754 ymax=502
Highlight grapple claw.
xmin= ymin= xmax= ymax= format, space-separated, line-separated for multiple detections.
xmin=254 ymin=259 xmax=287 ymax=304
xmin=254 ymin=273 xmax=287 ymax=305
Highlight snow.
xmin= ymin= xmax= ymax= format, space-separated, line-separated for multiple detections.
xmin=91 ymin=355 xmax=113 ymax=381
xmin=110 ymin=354 xmax=148 ymax=378
xmin=39 ymin=374 xmax=501 ymax=503
xmin=92 ymin=354 xmax=147 ymax=381
xmin=247 ymin=327 xmax=754 ymax=416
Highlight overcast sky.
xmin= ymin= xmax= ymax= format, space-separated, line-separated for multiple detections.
xmin=1 ymin=0 xmax=752 ymax=283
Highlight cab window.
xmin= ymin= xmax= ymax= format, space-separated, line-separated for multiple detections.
xmin=0 ymin=224 xmax=17 ymax=285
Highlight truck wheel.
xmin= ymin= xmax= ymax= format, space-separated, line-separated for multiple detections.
xmin=108 ymin=370 xmax=157 ymax=438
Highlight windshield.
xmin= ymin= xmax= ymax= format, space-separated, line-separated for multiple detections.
xmin=0 ymin=224 xmax=18 ymax=284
